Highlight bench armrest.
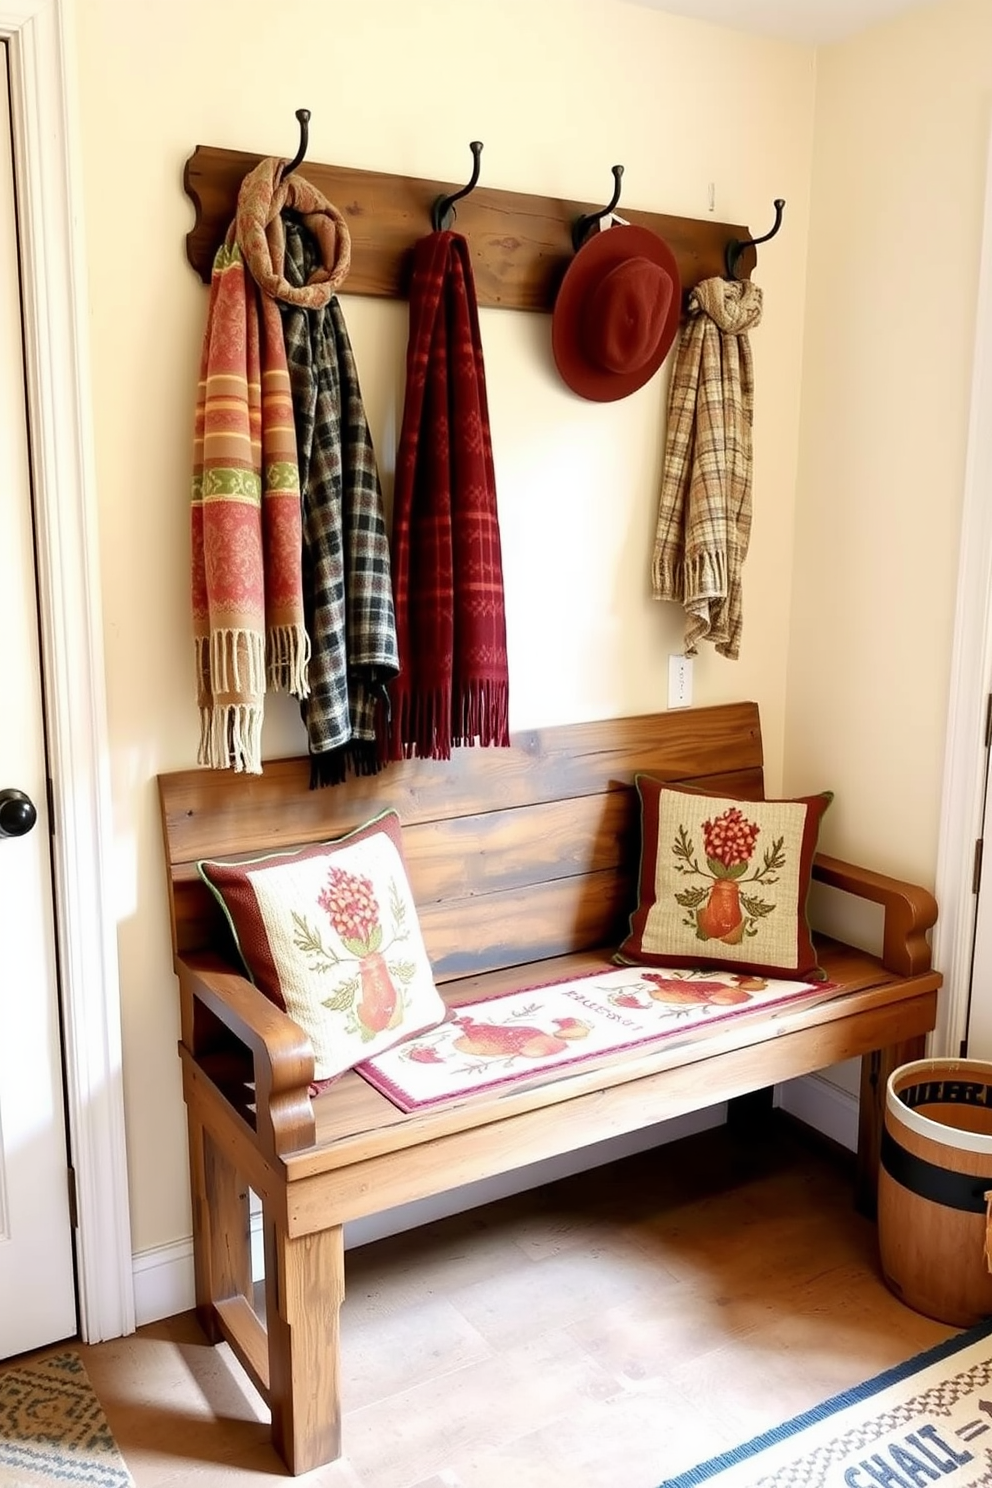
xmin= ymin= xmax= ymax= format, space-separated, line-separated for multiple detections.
xmin=812 ymin=854 xmax=937 ymax=978
xmin=178 ymin=951 xmax=317 ymax=1159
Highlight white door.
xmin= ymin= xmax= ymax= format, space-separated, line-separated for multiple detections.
xmin=0 ymin=42 xmax=77 ymax=1357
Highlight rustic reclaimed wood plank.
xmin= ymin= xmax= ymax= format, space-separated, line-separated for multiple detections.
xmin=183 ymin=145 xmax=757 ymax=308
xmin=419 ymin=867 xmax=634 ymax=978
xmin=166 ymin=763 xmax=766 ymax=891
xmin=282 ymin=988 xmax=940 ymax=1223
xmin=173 ymin=855 xmax=633 ymax=969
xmin=158 ymin=703 xmax=764 ymax=869
xmin=167 ymin=760 xmax=760 ymax=963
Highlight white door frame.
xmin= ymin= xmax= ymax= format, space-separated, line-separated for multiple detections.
xmin=1 ymin=0 xmax=133 ymax=1342
xmin=933 ymin=118 xmax=992 ymax=1062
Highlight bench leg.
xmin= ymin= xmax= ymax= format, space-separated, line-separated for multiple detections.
xmin=188 ymin=1117 xmax=252 ymax=1343
xmin=263 ymin=1219 xmax=345 ymax=1476
xmin=856 ymin=1036 xmax=927 ymax=1218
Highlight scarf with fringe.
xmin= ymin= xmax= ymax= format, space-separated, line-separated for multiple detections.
xmin=278 ymin=217 xmax=399 ymax=785
xmin=651 ymin=277 xmax=763 ymax=660
xmin=388 ymin=231 xmax=509 ymax=760
xmin=191 ymin=218 xmax=308 ymax=774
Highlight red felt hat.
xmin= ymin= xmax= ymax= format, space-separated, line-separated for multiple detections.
xmin=552 ymin=223 xmax=682 ymax=403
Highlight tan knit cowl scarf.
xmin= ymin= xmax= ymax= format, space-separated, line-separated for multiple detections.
xmin=651 ymin=277 xmax=763 ymax=660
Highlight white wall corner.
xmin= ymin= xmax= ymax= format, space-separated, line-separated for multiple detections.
xmin=933 ymin=115 xmax=992 ymax=1062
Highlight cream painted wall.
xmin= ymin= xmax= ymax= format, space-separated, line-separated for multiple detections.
xmin=787 ymin=0 xmax=992 ymax=886
xmin=70 ymin=0 xmax=814 ymax=1255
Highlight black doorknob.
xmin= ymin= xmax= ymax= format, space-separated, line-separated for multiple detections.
xmin=0 ymin=789 xmax=38 ymax=839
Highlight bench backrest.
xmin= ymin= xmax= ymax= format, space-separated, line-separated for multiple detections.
xmin=158 ymin=701 xmax=765 ymax=983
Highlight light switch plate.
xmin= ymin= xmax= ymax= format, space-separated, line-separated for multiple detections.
xmin=668 ymin=654 xmax=693 ymax=709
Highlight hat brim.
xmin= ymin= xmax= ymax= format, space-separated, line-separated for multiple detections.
xmin=552 ymin=223 xmax=682 ymax=403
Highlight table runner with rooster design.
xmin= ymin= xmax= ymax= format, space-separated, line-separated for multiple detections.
xmin=357 ymin=964 xmax=838 ymax=1112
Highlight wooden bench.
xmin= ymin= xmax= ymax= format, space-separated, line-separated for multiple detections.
xmin=157 ymin=700 xmax=941 ymax=1475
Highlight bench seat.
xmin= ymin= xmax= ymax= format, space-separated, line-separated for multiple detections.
xmin=158 ymin=702 xmax=940 ymax=1474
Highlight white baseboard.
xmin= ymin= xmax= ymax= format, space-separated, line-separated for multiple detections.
xmin=132 ymin=1235 xmax=194 ymax=1329
xmin=775 ymin=1070 xmax=860 ymax=1153
xmin=131 ymin=1075 xmax=858 ymax=1329
xmin=130 ymin=1105 xmax=727 ymax=1327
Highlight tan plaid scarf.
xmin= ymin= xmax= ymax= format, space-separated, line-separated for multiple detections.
xmin=651 ymin=277 xmax=763 ymax=660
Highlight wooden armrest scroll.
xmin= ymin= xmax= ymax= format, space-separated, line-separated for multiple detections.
xmin=812 ymin=854 xmax=938 ymax=979
xmin=179 ymin=953 xmax=317 ymax=1159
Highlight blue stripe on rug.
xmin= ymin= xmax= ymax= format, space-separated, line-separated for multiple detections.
xmin=657 ymin=1316 xmax=992 ymax=1488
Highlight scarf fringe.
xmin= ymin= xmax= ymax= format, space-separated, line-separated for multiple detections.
xmin=391 ymin=687 xmax=453 ymax=761
xmin=197 ymin=694 xmax=211 ymax=766
xmin=389 ymin=682 xmax=509 ymax=758
xmin=309 ymin=738 xmax=387 ymax=790
xmin=453 ymin=681 xmax=510 ymax=749
xmin=200 ymin=627 xmax=266 ymax=702
xmin=651 ymin=556 xmax=681 ymax=602
xmin=198 ymin=703 xmax=264 ymax=774
xmin=267 ymin=623 xmax=311 ymax=698
xmin=682 ymin=550 xmax=729 ymax=606
xmin=651 ymin=552 xmax=731 ymax=607
xmin=193 ymin=633 xmax=265 ymax=772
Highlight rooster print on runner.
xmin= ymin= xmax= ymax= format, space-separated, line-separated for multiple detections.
xmin=357 ymin=964 xmax=828 ymax=1114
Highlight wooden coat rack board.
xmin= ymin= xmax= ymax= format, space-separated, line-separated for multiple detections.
xmin=183 ymin=145 xmax=758 ymax=310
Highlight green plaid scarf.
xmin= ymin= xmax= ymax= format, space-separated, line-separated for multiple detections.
xmin=279 ymin=218 xmax=398 ymax=785
xmin=651 ymin=277 xmax=763 ymax=660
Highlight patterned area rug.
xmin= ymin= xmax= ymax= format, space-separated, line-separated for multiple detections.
xmin=659 ymin=1321 xmax=992 ymax=1488
xmin=0 ymin=1350 xmax=133 ymax=1487
xmin=357 ymin=964 xmax=833 ymax=1111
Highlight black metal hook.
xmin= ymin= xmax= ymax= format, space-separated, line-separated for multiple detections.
xmin=725 ymin=198 xmax=786 ymax=280
xmin=282 ymin=108 xmax=311 ymax=178
xmin=572 ymin=165 xmax=625 ymax=253
xmin=432 ymin=141 xmax=484 ymax=232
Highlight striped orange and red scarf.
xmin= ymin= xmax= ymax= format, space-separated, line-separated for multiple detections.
xmin=191 ymin=157 xmax=353 ymax=773
xmin=190 ymin=222 xmax=308 ymax=772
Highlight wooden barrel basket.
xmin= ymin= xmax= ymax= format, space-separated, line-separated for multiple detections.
xmin=879 ymin=1058 xmax=992 ymax=1326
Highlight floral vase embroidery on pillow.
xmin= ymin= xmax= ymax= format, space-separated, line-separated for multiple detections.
xmin=197 ymin=811 xmax=447 ymax=1082
xmin=618 ymin=777 xmax=832 ymax=981
xmin=673 ymin=803 xmax=784 ymax=946
xmin=295 ymin=860 xmax=421 ymax=1038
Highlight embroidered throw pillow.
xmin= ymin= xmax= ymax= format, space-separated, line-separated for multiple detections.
xmin=617 ymin=776 xmax=833 ymax=980
xmin=197 ymin=811 xmax=446 ymax=1081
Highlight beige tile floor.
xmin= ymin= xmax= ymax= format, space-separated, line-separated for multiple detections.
xmin=44 ymin=1119 xmax=959 ymax=1486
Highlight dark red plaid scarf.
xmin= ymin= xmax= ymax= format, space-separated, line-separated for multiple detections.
xmin=388 ymin=231 xmax=510 ymax=761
